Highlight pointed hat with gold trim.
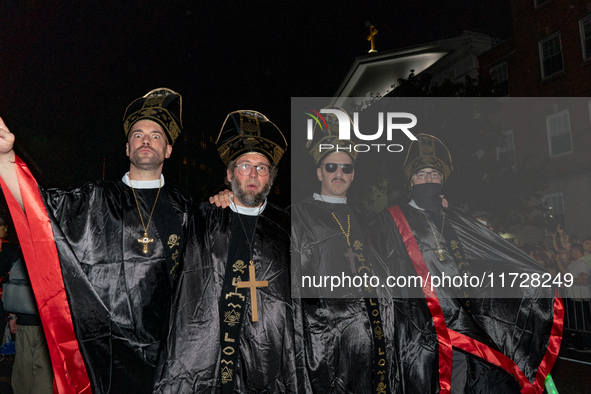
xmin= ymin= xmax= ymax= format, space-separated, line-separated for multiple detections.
xmin=403 ymin=134 xmax=453 ymax=181
xmin=123 ymin=88 xmax=182 ymax=145
xmin=216 ymin=110 xmax=287 ymax=165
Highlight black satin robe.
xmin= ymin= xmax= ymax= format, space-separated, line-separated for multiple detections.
xmin=367 ymin=204 xmax=560 ymax=393
xmin=154 ymin=202 xmax=300 ymax=393
xmin=41 ymin=181 xmax=192 ymax=394
xmin=291 ymin=198 xmax=397 ymax=394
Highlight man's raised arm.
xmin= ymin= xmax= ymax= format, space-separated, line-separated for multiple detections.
xmin=0 ymin=116 xmax=24 ymax=210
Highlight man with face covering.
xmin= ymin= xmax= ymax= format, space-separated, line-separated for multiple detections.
xmin=154 ymin=110 xmax=300 ymax=393
xmin=367 ymin=134 xmax=562 ymax=394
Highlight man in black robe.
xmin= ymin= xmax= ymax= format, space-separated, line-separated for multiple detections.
xmin=155 ymin=110 xmax=300 ymax=393
xmin=291 ymin=111 xmax=396 ymax=394
xmin=0 ymin=88 xmax=192 ymax=394
xmin=367 ymin=134 xmax=562 ymax=394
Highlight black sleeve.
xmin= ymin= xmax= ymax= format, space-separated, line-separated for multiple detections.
xmin=0 ymin=243 xmax=21 ymax=276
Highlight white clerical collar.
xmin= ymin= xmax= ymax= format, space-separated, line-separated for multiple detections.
xmin=313 ymin=193 xmax=347 ymax=204
xmin=122 ymin=172 xmax=165 ymax=189
xmin=408 ymin=200 xmax=423 ymax=210
xmin=229 ymin=195 xmax=267 ymax=216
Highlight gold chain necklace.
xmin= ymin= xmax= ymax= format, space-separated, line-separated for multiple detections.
xmin=421 ymin=210 xmax=446 ymax=261
xmin=331 ymin=213 xmax=351 ymax=246
xmin=131 ymin=179 xmax=162 ymax=254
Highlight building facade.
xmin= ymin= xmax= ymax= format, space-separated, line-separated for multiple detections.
xmin=479 ymin=0 xmax=591 ymax=242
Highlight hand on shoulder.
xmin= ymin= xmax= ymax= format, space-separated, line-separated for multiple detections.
xmin=209 ymin=189 xmax=233 ymax=209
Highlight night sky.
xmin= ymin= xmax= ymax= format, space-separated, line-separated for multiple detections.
xmin=0 ymin=0 xmax=512 ymax=197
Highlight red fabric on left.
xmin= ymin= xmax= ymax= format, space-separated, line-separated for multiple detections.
xmin=0 ymin=155 xmax=91 ymax=394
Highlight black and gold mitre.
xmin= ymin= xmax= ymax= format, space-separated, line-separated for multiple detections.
xmin=307 ymin=107 xmax=358 ymax=165
xmin=123 ymin=88 xmax=182 ymax=145
xmin=403 ymin=134 xmax=453 ymax=181
xmin=216 ymin=110 xmax=287 ymax=166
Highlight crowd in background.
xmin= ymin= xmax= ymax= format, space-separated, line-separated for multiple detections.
xmin=506 ymin=221 xmax=591 ymax=351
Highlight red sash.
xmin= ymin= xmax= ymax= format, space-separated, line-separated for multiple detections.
xmin=1 ymin=155 xmax=91 ymax=394
xmin=388 ymin=205 xmax=563 ymax=394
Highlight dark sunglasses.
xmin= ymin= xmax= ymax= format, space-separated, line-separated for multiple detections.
xmin=323 ymin=163 xmax=354 ymax=174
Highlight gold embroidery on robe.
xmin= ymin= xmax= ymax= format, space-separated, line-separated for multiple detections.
xmin=168 ymin=234 xmax=180 ymax=248
xmin=374 ymin=326 xmax=384 ymax=340
xmin=224 ymin=310 xmax=241 ymax=326
xmin=353 ymin=240 xmax=363 ymax=250
xmin=233 ymin=260 xmax=247 ymax=274
xmin=221 ymin=366 xmax=233 ymax=383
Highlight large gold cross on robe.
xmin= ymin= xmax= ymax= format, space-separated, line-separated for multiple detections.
xmin=236 ymin=261 xmax=268 ymax=322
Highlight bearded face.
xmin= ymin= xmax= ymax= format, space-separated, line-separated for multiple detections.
xmin=230 ymin=173 xmax=272 ymax=207
xmin=227 ymin=153 xmax=273 ymax=208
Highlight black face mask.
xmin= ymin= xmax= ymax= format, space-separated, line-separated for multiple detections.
xmin=411 ymin=183 xmax=443 ymax=212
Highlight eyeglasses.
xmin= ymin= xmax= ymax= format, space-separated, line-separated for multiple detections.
xmin=235 ymin=163 xmax=270 ymax=176
xmin=323 ymin=163 xmax=354 ymax=174
xmin=414 ymin=170 xmax=442 ymax=180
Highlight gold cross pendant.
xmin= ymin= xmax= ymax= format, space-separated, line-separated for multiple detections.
xmin=138 ymin=232 xmax=154 ymax=254
xmin=236 ymin=260 xmax=268 ymax=322
xmin=437 ymin=248 xmax=445 ymax=261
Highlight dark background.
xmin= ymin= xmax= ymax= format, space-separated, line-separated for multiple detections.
xmin=3 ymin=4 xmax=591 ymax=393
xmin=0 ymin=0 xmax=512 ymax=202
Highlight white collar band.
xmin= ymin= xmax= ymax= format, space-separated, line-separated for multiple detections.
xmin=313 ymin=193 xmax=347 ymax=204
xmin=409 ymin=200 xmax=423 ymax=210
xmin=229 ymin=195 xmax=267 ymax=216
xmin=122 ymin=172 xmax=165 ymax=189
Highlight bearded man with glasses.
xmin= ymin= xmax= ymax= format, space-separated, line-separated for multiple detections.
xmin=155 ymin=110 xmax=302 ymax=393
xmin=229 ymin=161 xmax=276 ymax=207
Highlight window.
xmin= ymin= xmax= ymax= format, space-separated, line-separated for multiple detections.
xmin=497 ymin=130 xmax=515 ymax=169
xmin=580 ymin=15 xmax=591 ymax=60
xmin=546 ymin=110 xmax=573 ymax=157
xmin=543 ymin=192 xmax=565 ymax=236
xmin=539 ymin=33 xmax=564 ymax=78
xmin=490 ymin=62 xmax=509 ymax=96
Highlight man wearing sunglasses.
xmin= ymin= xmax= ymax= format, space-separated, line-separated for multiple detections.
xmin=155 ymin=110 xmax=301 ymax=393
xmin=367 ymin=134 xmax=561 ymax=393
xmin=316 ymin=154 xmax=355 ymax=198
xmin=291 ymin=109 xmax=396 ymax=394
